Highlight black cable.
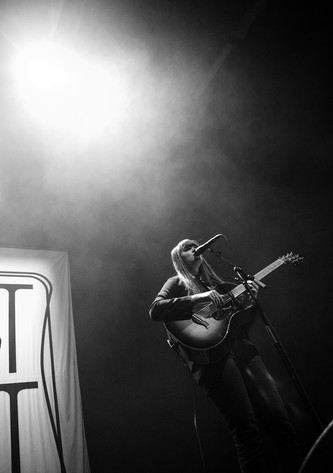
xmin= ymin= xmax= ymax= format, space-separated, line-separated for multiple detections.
xmin=166 ymin=337 xmax=208 ymax=473
xmin=191 ymin=374 xmax=208 ymax=473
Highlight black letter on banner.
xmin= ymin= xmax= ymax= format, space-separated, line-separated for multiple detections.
xmin=0 ymin=381 xmax=38 ymax=473
xmin=0 ymin=284 xmax=33 ymax=373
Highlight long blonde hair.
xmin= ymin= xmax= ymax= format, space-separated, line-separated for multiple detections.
xmin=171 ymin=238 xmax=224 ymax=294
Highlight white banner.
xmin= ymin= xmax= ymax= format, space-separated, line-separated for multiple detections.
xmin=0 ymin=247 xmax=90 ymax=473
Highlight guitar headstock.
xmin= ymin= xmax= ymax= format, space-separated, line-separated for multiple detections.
xmin=280 ymin=252 xmax=304 ymax=265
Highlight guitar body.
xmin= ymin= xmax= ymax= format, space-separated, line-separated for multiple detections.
xmin=164 ymin=253 xmax=303 ymax=365
xmin=165 ymin=283 xmax=257 ymax=365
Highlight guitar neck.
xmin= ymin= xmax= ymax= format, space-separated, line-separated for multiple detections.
xmin=231 ymin=258 xmax=285 ymax=298
xmin=193 ymin=252 xmax=301 ymax=320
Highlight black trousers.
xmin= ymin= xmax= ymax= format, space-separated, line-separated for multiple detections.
xmin=193 ymin=341 xmax=300 ymax=473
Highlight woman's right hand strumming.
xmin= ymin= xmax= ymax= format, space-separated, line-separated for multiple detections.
xmin=191 ymin=290 xmax=224 ymax=309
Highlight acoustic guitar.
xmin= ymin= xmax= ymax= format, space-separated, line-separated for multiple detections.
xmin=165 ymin=253 xmax=303 ymax=365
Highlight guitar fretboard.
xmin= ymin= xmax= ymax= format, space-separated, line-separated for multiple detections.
xmin=195 ymin=256 xmax=291 ymax=319
xmin=231 ymin=258 xmax=285 ymax=299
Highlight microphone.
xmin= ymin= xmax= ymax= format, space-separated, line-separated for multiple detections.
xmin=194 ymin=234 xmax=224 ymax=256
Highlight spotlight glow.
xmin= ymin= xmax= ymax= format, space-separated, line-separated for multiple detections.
xmin=12 ymin=41 xmax=129 ymax=139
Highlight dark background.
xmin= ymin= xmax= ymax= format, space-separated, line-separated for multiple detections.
xmin=1 ymin=1 xmax=332 ymax=472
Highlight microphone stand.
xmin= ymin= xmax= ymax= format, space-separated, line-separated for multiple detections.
xmin=209 ymin=247 xmax=323 ymax=433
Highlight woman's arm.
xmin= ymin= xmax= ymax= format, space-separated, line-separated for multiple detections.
xmin=149 ymin=276 xmax=226 ymax=322
xmin=149 ymin=276 xmax=193 ymax=322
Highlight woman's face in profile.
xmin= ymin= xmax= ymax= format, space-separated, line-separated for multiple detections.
xmin=180 ymin=241 xmax=202 ymax=273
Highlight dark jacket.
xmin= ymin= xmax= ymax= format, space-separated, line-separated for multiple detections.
xmin=149 ymin=275 xmax=193 ymax=322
